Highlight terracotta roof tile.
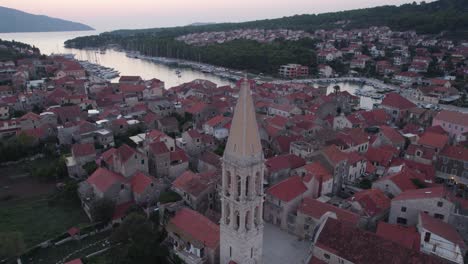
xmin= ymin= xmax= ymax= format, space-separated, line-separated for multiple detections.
xmin=87 ymin=167 xmax=126 ymax=193
xmin=419 ymin=212 xmax=465 ymax=250
xmin=393 ymin=186 xmax=446 ymax=202
xmin=130 ymin=171 xmax=154 ymax=195
xmin=168 ymin=208 xmax=220 ymax=249
xmin=72 ymin=143 xmax=96 ymax=158
xmin=382 ymin=93 xmax=416 ymax=110
xmin=265 ymin=154 xmax=305 ymax=173
xmin=376 ymin=222 xmax=420 ymax=250
xmin=434 ymin=110 xmax=468 ymax=127
xmin=267 ymin=176 xmax=308 ymax=202
xmin=440 ymin=145 xmax=468 ymax=162
xmin=315 ymin=218 xmax=445 ymax=264
xmin=298 ymin=197 xmax=359 ymax=225
xmin=417 ymin=132 xmax=448 ymax=149
xmin=350 ymin=189 xmax=390 ymax=217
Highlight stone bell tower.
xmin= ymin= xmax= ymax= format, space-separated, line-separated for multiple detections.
xmin=220 ymin=78 xmax=264 ymax=264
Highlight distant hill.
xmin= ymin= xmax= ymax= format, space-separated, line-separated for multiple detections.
xmin=99 ymin=0 xmax=468 ymax=38
xmin=187 ymin=22 xmax=217 ymax=27
xmin=64 ymin=0 xmax=468 ymax=75
xmin=0 ymin=6 xmax=94 ymax=33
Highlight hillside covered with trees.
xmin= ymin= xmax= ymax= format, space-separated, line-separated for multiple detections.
xmin=65 ymin=0 xmax=468 ymax=74
xmin=0 ymin=6 xmax=93 ymax=33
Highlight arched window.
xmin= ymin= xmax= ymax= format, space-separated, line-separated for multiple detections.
xmin=245 ymin=210 xmax=251 ymax=231
xmin=255 ymin=172 xmax=261 ymax=195
xmin=245 ymin=176 xmax=250 ymax=198
xmin=225 ymin=203 xmax=231 ymax=225
xmin=237 ymin=175 xmax=242 ymax=200
xmin=235 ymin=211 xmax=240 ymax=230
xmin=254 ymin=206 xmax=260 ymax=227
xmin=226 ymin=171 xmax=231 ymax=196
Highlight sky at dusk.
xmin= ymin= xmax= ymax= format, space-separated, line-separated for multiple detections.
xmin=2 ymin=0 xmax=432 ymax=31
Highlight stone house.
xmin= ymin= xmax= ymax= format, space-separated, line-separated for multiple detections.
xmin=197 ymin=151 xmax=221 ymax=173
xmin=294 ymin=197 xmax=360 ymax=239
xmin=348 ymin=188 xmax=391 ymax=230
xmin=182 ymin=129 xmax=204 ymax=156
xmin=389 ymin=187 xmax=455 ymax=226
xmin=310 ymin=217 xmax=445 ymax=264
xmin=316 ymin=145 xmax=349 ymax=195
xmin=380 ymin=93 xmax=416 ymax=125
xmin=166 ymin=208 xmax=220 ymax=264
xmin=372 ymin=125 xmax=406 ymax=150
xmin=264 ymin=154 xmax=306 ymax=186
xmin=435 ymin=145 xmax=468 ymax=185
xmin=67 ymin=143 xmax=96 ymax=179
xmin=147 ymin=141 xmax=170 ymax=178
xmin=418 ymin=213 xmax=466 ymax=264
xmin=432 ymin=110 xmax=468 ymax=143
xmin=169 ymin=149 xmax=190 ymax=181
xmin=99 ymin=144 xmax=148 ymax=178
xmin=264 ymin=176 xmax=311 ymax=233
xmin=171 ymin=171 xmax=219 ymax=214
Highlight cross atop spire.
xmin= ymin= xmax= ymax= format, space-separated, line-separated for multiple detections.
xmin=224 ymin=79 xmax=263 ymax=162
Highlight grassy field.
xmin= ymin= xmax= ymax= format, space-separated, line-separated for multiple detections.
xmin=0 ymin=197 xmax=89 ymax=247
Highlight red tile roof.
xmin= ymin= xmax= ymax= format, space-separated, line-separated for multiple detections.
xmin=382 ymin=93 xmax=416 ymax=110
xmin=269 ymin=115 xmax=288 ymax=128
xmin=64 ymin=259 xmax=83 ymax=264
xmin=86 ymin=168 xmax=126 ymax=193
xmin=419 ymin=213 xmax=465 ymax=250
xmin=322 ymin=145 xmax=348 ymax=165
xmin=186 ymin=102 xmax=207 ymax=114
xmin=267 ymin=176 xmax=308 ymax=202
xmin=172 ymin=170 xmax=218 ymax=197
xmin=205 ymin=115 xmax=228 ymax=127
xmin=199 ymin=151 xmax=221 ymax=167
xmin=149 ymin=141 xmax=169 ymax=155
xmin=425 ymin=125 xmax=447 ymax=135
xmin=130 ymin=171 xmax=154 ymax=194
xmin=365 ymin=146 xmax=397 ymax=167
xmin=274 ymin=135 xmax=301 ymax=153
xmin=440 ymin=145 xmax=468 ymax=162
xmin=376 ymin=222 xmax=420 ymax=250
xmin=119 ymin=76 xmax=141 ymax=82
xmin=315 ymin=218 xmax=445 ymax=264
xmin=393 ymin=186 xmax=446 ymax=202
xmin=417 ymin=132 xmax=448 ymax=149
xmin=265 ymin=154 xmax=305 ymax=173
xmin=186 ymin=129 xmax=202 ymax=139
xmin=298 ymin=197 xmax=359 ymax=225
xmin=376 ymin=167 xmax=427 ymax=192
xmin=170 ymin=149 xmax=189 ymax=163
xmin=120 ymin=84 xmax=145 ymax=93
xmin=51 ymin=105 xmax=82 ymax=123
xmin=72 ymin=143 xmax=95 ymax=158
xmin=117 ymin=144 xmax=138 ymax=163
xmin=302 ymin=161 xmax=330 ymax=176
xmin=19 ymin=112 xmax=40 ymax=121
xmin=380 ymin=125 xmax=405 ymax=144
xmin=434 ymin=110 xmax=468 ymax=127
xmin=350 ymin=189 xmax=390 ymax=217
xmin=169 ymin=208 xmax=220 ymax=249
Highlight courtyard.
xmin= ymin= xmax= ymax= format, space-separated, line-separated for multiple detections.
xmin=263 ymin=223 xmax=311 ymax=264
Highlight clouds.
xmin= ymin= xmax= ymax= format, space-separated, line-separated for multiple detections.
xmin=2 ymin=0 xmax=431 ymax=31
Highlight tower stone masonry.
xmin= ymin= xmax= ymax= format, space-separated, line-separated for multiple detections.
xmin=220 ymin=78 xmax=264 ymax=264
